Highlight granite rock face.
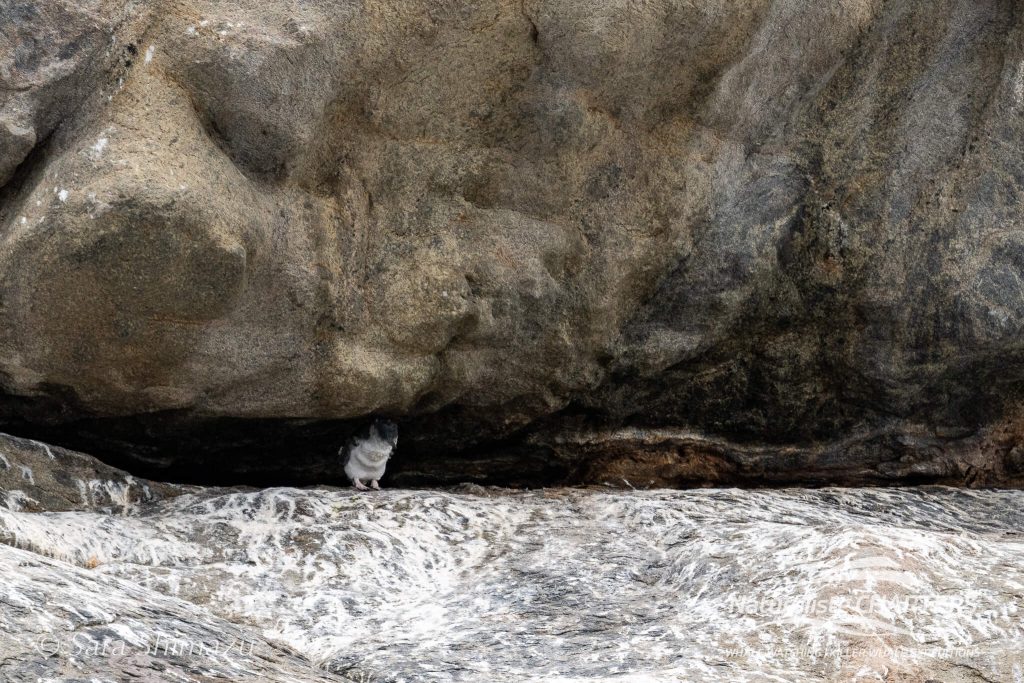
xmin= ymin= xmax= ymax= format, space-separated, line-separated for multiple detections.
xmin=2 ymin=434 xmax=1024 ymax=681
xmin=3 ymin=0 xmax=1024 ymax=483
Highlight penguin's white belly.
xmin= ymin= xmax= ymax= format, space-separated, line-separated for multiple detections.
xmin=345 ymin=458 xmax=386 ymax=481
xmin=345 ymin=443 xmax=391 ymax=481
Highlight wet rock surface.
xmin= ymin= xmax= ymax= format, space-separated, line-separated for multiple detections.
xmin=3 ymin=0 xmax=1024 ymax=483
xmin=2 ymin=434 xmax=1023 ymax=681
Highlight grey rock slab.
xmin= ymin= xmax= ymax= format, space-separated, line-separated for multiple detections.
xmin=2 ymin=436 xmax=1023 ymax=681
xmin=3 ymin=1 xmax=1024 ymax=484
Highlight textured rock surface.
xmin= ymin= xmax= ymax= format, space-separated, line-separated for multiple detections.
xmin=2 ymin=434 xmax=1024 ymax=681
xmin=3 ymin=0 xmax=1024 ymax=483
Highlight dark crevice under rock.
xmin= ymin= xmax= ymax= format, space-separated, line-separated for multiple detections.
xmin=1 ymin=389 xmax=1022 ymax=489
xmin=0 ymin=392 xmax=575 ymax=487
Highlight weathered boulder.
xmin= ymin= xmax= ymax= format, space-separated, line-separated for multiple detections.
xmin=2 ymin=0 xmax=1024 ymax=483
xmin=2 ymin=434 xmax=1023 ymax=681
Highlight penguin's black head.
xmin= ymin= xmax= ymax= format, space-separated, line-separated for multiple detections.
xmin=375 ymin=419 xmax=399 ymax=447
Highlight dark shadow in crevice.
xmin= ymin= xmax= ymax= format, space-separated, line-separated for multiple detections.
xmin=0 ymin=392 xmax=574 ymax=488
